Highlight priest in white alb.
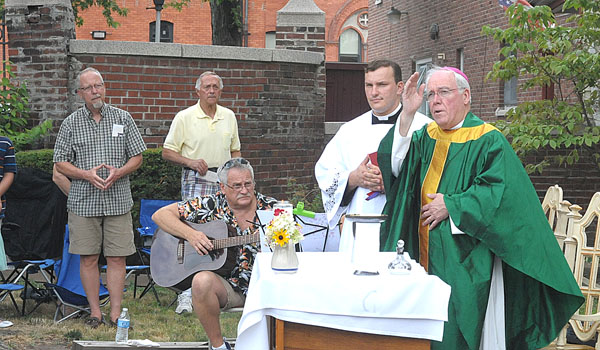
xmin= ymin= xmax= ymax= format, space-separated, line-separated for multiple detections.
xmin=315 ymin=60 xmax=430 ymax=252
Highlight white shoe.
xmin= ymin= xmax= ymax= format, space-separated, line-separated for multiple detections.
xmin=0 ymin=320 xmax=13 ymax=328
xmin=175 ymin=292 xmax=193 ymax=314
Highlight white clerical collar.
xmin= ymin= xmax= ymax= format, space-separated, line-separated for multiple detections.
xmin=449 ymin=119 xmax=465 ymax=130
xmin=373 ymin=103 xmax=402 ymax=122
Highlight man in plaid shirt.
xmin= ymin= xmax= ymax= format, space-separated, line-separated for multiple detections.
xmin=53 ymin=67 xmax=147 ymax=328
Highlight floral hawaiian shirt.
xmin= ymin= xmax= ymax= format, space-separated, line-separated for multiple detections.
xmin=177 ymin=191 xmax=277 ymax=295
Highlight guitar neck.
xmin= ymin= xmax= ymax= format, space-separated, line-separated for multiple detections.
xmin=212 ymin=233 xmax=260 ymax=250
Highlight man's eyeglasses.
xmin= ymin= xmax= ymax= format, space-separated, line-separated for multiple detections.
xmin=79 ymin=83 xmax=104 ymax=93
xmin=225 ymin=181 xmax=255 ymax=191
xmin=425 ymin=88 xmax=458 ymax=102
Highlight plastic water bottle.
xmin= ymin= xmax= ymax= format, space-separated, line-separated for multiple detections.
xmin=115 ymin=308 xmax=130 ymax=343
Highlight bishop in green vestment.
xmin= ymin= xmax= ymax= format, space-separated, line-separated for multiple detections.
xmin=378 ymin=66 xmax=583 ymax=350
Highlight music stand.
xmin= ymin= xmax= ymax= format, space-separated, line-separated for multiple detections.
xmin=255 ymin=208 xmax=340 ymax=252
xmin=253 ymin=210 xmax=272 ymax=252
xmin=294 ymin=214 xmax=329 ymax=252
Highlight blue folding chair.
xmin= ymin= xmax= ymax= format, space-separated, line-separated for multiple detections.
xmin=137 ymin=199 xmax=178 ymax=303
xmin=138 ymin=199 xmax=178 ymax=254
xmin=46 ymin=225 xmax=110 ymax=323
xmin=0 ymin=259 xmax=55 ymax=316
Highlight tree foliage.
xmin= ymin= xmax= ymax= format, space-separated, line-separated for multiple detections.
xmin=71 ymin=0 xmax=128 ymax=28
xmin=482 ymin=0 xmax=600 ymax=173
xmin=0 ymin=62 xmax=52 ymax=150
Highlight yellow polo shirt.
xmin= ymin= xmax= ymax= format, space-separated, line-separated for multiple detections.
xmin=163 ymin=101 xmax=241 ymax=168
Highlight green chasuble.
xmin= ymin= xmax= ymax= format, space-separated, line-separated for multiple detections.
xmin=378 ymin=112 xmax=583 ymax=350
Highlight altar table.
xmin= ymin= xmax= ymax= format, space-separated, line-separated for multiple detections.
xmin=236 ymin=252 xmax=451 ymax=350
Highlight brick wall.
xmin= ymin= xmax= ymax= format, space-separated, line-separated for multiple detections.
xmin=368 ymin=0 xmax=512 ymax=121
xmin=76 ymin=46 xmax=326 ymax=199
xmin=6 ymin=0 xmax=326 ymax=201
xmin=75 ymin=1 xmax=213 ymax=44
xmin=527 ymin=149 xmax=600 ymax=209
xmin=367 ymin=0 xmax=600 ymax=207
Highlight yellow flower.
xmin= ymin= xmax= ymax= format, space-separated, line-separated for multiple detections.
xmin=272 ymin=229 xmax=289 ymax=247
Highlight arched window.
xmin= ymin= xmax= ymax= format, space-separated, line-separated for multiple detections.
xmin=339 ymin=29 xmax=361 ymax=62
xmin=149 ymin=21 xmax=174 ymax=43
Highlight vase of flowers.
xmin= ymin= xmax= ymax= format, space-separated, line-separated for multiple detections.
xmin=266 ymin=207 xmax=303 ymax=273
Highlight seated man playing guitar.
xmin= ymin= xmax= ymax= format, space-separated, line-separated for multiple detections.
xmin=152 ymin=158 xmax=277 ymax=350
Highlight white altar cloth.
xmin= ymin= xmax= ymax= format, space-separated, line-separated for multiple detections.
xmin=236 ymin=252 xmax=451 ymax=350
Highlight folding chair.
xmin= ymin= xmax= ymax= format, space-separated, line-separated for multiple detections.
xmin=0 ymin=259 xmax=55 ymax=316
xmin=138 ymin=199 xmax=179 ymax=254
xmin=0 ymin=282 xmax=24 ymax=315
xmin=136 ymin=199 xmax=178 ymax=304
xmin=45 ymin=225 xmax=110 ymax=323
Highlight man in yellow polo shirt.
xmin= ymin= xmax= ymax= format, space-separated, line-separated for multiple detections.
xmin=163 ymin=71 xmax=241 ymax=200
xmin=162 ymin=71 xmax=241 ymax=313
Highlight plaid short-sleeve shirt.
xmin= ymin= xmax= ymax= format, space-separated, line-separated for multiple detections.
xmin=0 ymin=137 xmax=17 ymax=219
xmin=53 ymin=104 xmax=147 ymax=217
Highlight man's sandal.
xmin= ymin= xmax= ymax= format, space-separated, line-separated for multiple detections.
xmin=84 ymin=316 xmax=103 ymax=329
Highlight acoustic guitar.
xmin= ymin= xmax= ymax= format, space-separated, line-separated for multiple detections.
xmin=150 ymin=220 xmax=261 ymax=288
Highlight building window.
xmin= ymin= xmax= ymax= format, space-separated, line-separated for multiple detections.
xmin=265 ymin=31 xmax=276 ymax=49
xmin=504 ymin=77 xmax=518 ymax=106
xmin=339 ymin=29 xmax=362 ymax=62
xmin=416 ymin=59 xmax=432 ymax=117
xmin=503 ymin=48 xmax=518 ymax=106
xmin=149 ymin=21 xmax=173 ymax=43
xmin=357 ymin=12 xmax=368 ymax=29
xmin=457 ymin=48 xmax=464 ymax=71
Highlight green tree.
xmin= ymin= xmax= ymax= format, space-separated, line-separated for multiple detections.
xmin=71 ymin=0 xmax=129 ymax=28
xmin=482 ymin=0 xmax=600 ymax=174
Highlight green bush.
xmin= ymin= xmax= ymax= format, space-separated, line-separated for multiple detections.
xmin=15 ymin=148 xmax=54 ymax=173
xmin=15 ymin=148 xmax=326 ymax=223
xmin=15 ymin=148 xmax=181 ymax=225
xmin=285 ymin=178 xmax=324 ymax=213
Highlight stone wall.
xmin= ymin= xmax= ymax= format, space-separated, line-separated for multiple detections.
xmin=5 ymin=0 xmax=326 ymax=200
xmin=5 ymin=0 xmax=74 ymax=131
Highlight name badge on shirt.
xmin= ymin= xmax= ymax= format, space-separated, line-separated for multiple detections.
xmin=112 ymin=124 xmax=124 ymax=137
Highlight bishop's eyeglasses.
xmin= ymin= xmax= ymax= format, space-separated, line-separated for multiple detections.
xmin=425 ymin=88 xmax=458 ymax=102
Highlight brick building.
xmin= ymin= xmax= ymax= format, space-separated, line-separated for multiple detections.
xmin=367 ymin=0 xmax=599 ymax=206
xmin=4 ymin=0 xmax=327 ymax=199
xmin=76 ymin=0 xmax=368 ymax=63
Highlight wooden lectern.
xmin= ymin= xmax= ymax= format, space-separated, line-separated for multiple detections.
xmin=274 ymin=318 xmax=431 ymax=350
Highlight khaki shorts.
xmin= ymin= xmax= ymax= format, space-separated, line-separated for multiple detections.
xmin=68 ymin=212 xmax=136 ymax=257
xmin=216 ymin=274 xmax=245 ymax=310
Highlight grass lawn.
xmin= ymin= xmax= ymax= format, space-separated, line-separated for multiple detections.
xmin=0 ymin=279 xmax=242 ymax=350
